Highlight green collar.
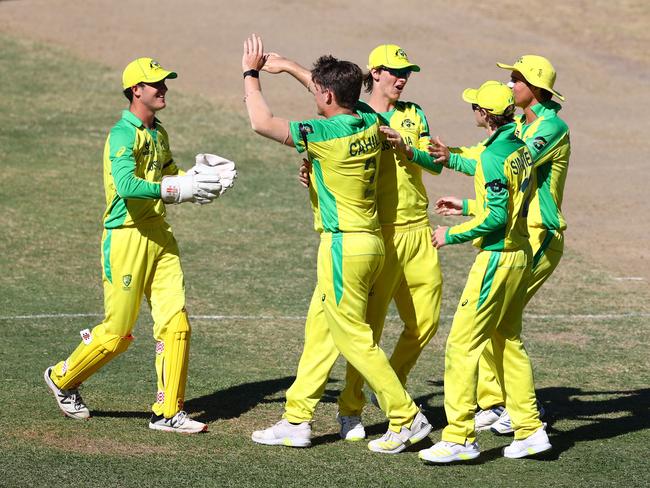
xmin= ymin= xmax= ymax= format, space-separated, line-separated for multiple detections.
xmin=531 ymin=100 xmax=562 ymax=118
xmin=485 ymin=122 xmax=517 ymax=146
xmin=122 ymin=110 xmax=160 ymax=129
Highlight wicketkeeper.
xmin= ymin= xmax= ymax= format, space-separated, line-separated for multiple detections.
xmin=44 ymin=57 xmax=237 ymax=433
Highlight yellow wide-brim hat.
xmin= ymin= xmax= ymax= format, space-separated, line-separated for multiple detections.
xmin=462 ymin=80 xmax=515 ymax=115
xmin=122 ymin=57 xmax=177 ymax=90
xmin=497 ymin=55 xmax=564 ymax=101
xmin=367 ymin=44 xmax=420 ymax=72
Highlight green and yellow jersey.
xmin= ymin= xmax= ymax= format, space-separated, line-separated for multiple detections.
xmin=359 ymin=101 xmax=442 ymax=226
xmin=289 ymin=109 xmax=382 ymax=234
xmin=448 ymin=101 xmax=569 ymax=233
xmin=102 ymin=110 xmax=181 ymax=229
xmin=446 ymin=123 xmax=534 ymax=251
xmin=514 ymin=101 xmax=569 ymax=231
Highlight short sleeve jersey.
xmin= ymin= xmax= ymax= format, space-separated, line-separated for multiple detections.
xmin=289 ymin=109 xmax=382 ymax=234
xmin=358 ymin=101 xmax=442 ymax=226
xmin=446 ymin=123 xmax=534 ymax=252
xmin=102 ymin=110 xmax=181 ymax=229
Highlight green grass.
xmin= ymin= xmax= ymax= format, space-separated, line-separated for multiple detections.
xmin=1 ymin=34 xmax=649 ymax=488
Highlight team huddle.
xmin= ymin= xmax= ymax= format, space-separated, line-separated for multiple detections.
xmin=43 ymin=33 xmax=570 ymax=465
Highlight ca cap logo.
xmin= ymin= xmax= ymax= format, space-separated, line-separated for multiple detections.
xmin=401 ymin=118 xmax=415 ymax=129
xmin=122 ymin=274 xmax=132 ymax=287
xmin=150 ymin=60 xmax=161 ymax=70
xmin=395 ymin=48 xmax=408 ymax=59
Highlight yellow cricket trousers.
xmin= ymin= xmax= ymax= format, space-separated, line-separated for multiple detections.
xmin=50 ymin=221 xmax=189 ymax=417
xmin=477 ymin=228 xmax=564 ymax=409
xmin=284 ymin=231 xmax=419 ymax=431
xmin=338 ymin=220 xmax=442 ymax=415
xmin=442 ymin=248 xmax=543 ymax=443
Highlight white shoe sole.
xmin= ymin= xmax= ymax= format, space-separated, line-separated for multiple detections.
xmin=368 ymin=422 xmax=433 ymax=454
xmin=419 ymin=449 xmax=481 ymax=464
xmin=43 ymin=367 xmax=90 ymax=420
xmin=503 ymin=441 xmax=552 ymax=458
xmin=148 ymin=421 xmax=208 ymax=434
xmin=251 ymin=433 xmax=311 ymax=447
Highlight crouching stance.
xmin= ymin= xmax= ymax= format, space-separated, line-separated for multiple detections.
xmin=44 ymin=58 xmax=236 ymax=433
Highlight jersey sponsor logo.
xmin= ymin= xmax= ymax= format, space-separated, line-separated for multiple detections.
xmin=349 ymin=134 xmax=380 ymax=156
xmin=401 ymin=118 xmax=415 ymax=129
xmin=116 ymin=146 xmax=126 ymax=157
xmin=147 ymin=160 xmax=161 ymax=172
xmin=80 ymin=328 xmax=92 ymax=345
xmin=509 ymin=150 xmax=533 ymax=175
xmin=157 ymin=391 xmax=165 ymax=404
xmin=533 ymin=136 xmax=548 ymax=151
xmin=62 ymin=360 xmax=69 ymax=375
xmin=155 ymin=341 xmax=165 ymax=354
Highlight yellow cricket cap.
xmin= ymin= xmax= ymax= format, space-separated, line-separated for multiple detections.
xmin=462 ymin=80 xmax=515 ymax=115
xmin=122 ymin=57 xmax=177 ymax=90
xmin=496 ymin=55 xmax=564 ymax=101
xmin=367 ymin=44 xmax=420 ymax=72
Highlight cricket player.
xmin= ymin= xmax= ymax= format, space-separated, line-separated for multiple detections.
xmin=431 ymin=56 xmax=570 ymax=434
xmin=44 ymin=57 xmax=236 ymax=433
xmin=418 ymin=81 xmax=551 ymax=463
xmin=241 ymin=34 xmax=431 ymax=454
xmin=263 ymin=44 xmax=443 ymax=442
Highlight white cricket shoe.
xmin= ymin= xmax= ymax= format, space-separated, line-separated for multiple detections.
xmin=419 ymin=440 xmax=481 ymax=464
xmin=337 ymin=413 xmax=366 ymax=441
xmin=475 ymin=405 xmax=505 ymax=431
xmin=251 ymin=419 xmax=312 ymax=447
xmin=43 ymin=367 xmax=90 ymax=420
xmin=491 ymin=404 xmax=546 ymax=435
xmin=503 ymin=425 xmax=552 ymax=458
xmin=149 ymin=411 xmax=208 ymax=434
xmin=367 ymin=410 xmax=432 ymax=454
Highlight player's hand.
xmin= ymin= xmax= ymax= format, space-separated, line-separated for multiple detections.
xmin=434 ymin=196 xmax=463 ymax=216
xmin=262 ymin=53 xmax=289 ymax=74
xmin=431 ymin=225 xmax=448 ymax=249
xmin=379 ymin=126 xmax=407 ymax=153
xmin=161 ymin=173 xmax=222 ymax=205
xmin=298 ymin=158 xmax=311 ymax=188
xmin=242 ymin=33 xmax=266 ymax=72
xmin=429 ymin=136 xmax=450 ymax=166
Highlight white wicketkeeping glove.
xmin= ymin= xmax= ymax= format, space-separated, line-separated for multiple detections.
xmin=199 ymin=153 xmax=238 ymax=195
xmin=160 ymin=173 xmax=222 ymax=205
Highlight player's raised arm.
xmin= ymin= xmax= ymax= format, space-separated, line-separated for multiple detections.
xmin=242 ymin=34 xmax=293 ymax=146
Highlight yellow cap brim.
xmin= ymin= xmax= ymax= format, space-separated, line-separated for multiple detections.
xmin=462 ymin=88 xmax=478 ymax=104
xmin=496 ymin=62 xmax=564 ymax=101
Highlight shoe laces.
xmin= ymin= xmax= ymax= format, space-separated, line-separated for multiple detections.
xmin=170 ymin=410 xmax=188 ymax=426
xmin=62 ymin=388 xmax=86 ymax=411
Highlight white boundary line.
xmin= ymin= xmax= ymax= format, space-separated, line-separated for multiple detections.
xmin=2 ymin=312 xmax=650 ymax=321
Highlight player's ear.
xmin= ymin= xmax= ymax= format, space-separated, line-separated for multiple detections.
xmin=371 ymin=68 xmax=381 ymax=82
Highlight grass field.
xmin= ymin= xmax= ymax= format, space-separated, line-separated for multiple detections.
xmin=1 ymin=34 xmax=649 ymax=488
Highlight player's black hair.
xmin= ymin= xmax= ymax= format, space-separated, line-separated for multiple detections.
xmin=123 ymin=88 xmax=134 ymax=102
xmin=362 ymin=71 xmax=374 ymax=93
xmin=311 ymin=55 xmax=362 ymax=110
xmin=485 ymin=106 xmax=516 ymax=129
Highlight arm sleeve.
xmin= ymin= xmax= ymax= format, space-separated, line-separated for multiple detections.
xmin=525 ymin=118 xmax=569 ymax=168
xmin=448 ymin=140 xmax=487 ymax=176
xmin=446 ymin=154 xmax=508 ymax=244
xmin=408 ymin=106 xmax=442 ymax=174
xmin=109 ymin=126 xmax=162 ymax=199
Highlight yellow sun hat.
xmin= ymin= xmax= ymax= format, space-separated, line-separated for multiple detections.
xmin=496 ymin=55 xmax=564 ymax=101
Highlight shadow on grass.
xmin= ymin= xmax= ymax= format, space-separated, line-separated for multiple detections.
xmin=538 ymin=386 xmax=650 ymax=459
